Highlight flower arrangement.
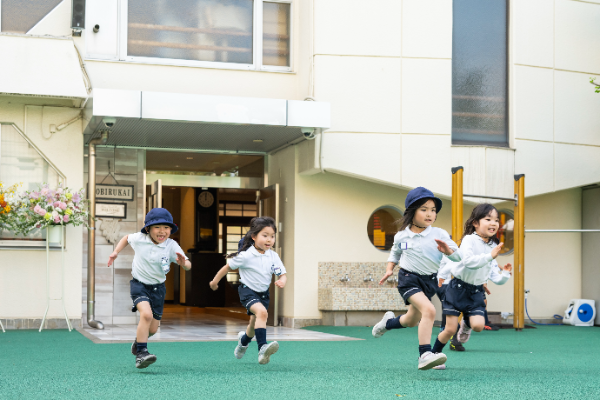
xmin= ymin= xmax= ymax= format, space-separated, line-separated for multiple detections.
xmin=0 ymin=182 xmax=21 ymax=230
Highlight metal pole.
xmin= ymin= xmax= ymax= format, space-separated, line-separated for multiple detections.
xmin=513 ymin=174 xmax=525 ymax=330
xmin=61 ymin=225 xmax=72 ymax=331
xmin=463 ymin=194 xmax=517 ymax=202
xmin=451 ymin=167 xmax=464 ymax=245
xmin=525 ymin=229 xmax=600 ymax=233
xmin=39 ymin=227 xmax=50 ymax=332
xmin=87 ymin=132 xmax=108 ymax=330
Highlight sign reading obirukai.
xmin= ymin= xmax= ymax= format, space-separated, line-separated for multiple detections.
xmin=95 ymin=184 xmax=134 ymax=201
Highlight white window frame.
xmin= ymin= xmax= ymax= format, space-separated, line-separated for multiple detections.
xmin=112 ymin=0 xmax=293 ymax=73
xmin=0 ymin=122 xmax=66 ymax=249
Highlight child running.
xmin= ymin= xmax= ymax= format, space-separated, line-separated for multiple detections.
xmin=210 ymin=216 xmax=286 ymax=365
xmin=107 ymin=208 xmax=191 ymax=369
xmin=372 ymin=187 xmax=462 ymax=370
xmin=433 ymin=203 xmax=512 ymax=365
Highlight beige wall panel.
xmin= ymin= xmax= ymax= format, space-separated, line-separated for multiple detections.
xmin=450 ymin=146 xmax=486 ymax=196
xmin=314 ymin=56 xmax=401 ymax=133
xmin=514 ymin=140 xmax=555 ymax=197
xmin=401 ymin=58 xmax=451 ymax=135
xmin=582 ymin=187 xmax=600 ymax=325
xmin=554 ymin=70 xmax=600 ymax=147
xmin=555 ymin=0 xmax=600 ymax=74
xmin=322 ymin=133 xmax=401 ymax=185
xmin=84 ymin=61 xmax=299 ymax=100
xmin=401 ymin=134 xmax=451 ymax=196
xmin=402 ymin=0 xmax=452 ymax=59
xmin=513 ymin=0 xmax=554 ymax=68
xmin=555 ymin=143 xmax=600 ymax=191
xmin=314 ymin=0 xmax=401 ymax=57
xmin=26 ymin=0 xmax=72 ymax=37
xmin=514 ymin=66 xmax=554 ymax=142
xmin=485 ymin=148 xmax=515 ymax=199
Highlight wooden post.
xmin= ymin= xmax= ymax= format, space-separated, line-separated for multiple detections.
xmin=451 ymin=167 xmax=464 ymax=245
xmin=513 ymin=174 xmax=525 ymax=330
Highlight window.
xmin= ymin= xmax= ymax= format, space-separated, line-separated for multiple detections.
xmin=367 ymin=206 xmax=403 ymax=251
xmin=123 ymin=0 xmax=292 ymax=71
xmin=219 ymin=202 xmax=257 ymax=217
xmin=0 ymin=0 xmax=62 ymax=33
xmin=495 ymin=209 xmax=514 ymax=256
xmin=452 ymin=0 xmax=508 ymax=147
xmin=0 ymin=124 xmax=64 ymax=246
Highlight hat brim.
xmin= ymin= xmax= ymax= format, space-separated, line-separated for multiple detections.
xmin=141 ymin=222 xmax=178 ymax=234
xmin=407 ymin=196 xmax=443 ymax=213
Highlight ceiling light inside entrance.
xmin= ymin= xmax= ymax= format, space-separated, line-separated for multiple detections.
xmin=253 ymin=139 xmax=263 ymax=143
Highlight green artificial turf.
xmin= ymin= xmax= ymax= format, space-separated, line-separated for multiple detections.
xmin=1 ymin=325 xmax=599 ymax=399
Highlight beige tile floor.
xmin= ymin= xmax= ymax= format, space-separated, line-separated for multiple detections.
xmin=79 ymin=307 xmax=361 ymax=343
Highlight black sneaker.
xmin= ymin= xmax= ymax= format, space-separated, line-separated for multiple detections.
xmin=449 ymin=335 xmax=466 ymax=352
xmin=135 ymin=349 xmax=157 ymax=369
xmin=131 ymin=339 xmax=138 ymax=356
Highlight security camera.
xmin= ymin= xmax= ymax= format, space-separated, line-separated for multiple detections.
xmin=301 ymin=127 xmax=316 ymax=140
xmin=102 ymin=117 xmax=117 ymax=128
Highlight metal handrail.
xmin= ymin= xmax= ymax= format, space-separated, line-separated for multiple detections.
xmin=464 ymin=193 xmax=516 ymax=202
xmin=525 ymin=229 xmax=600 ymax=233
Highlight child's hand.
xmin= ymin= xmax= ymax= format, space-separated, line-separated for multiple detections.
xmin=501 ymin=263 xmax=512 ymax=275
xmin=209 ymin=280 xmax=218 ymax=291
xmin=176 ymin=252 xmax=187 ymax=266
xmin=107 ymin=252 xmax=118 ymax=267
xmin=438 ymin=278 xmax=445 ymax=287
xmin=483 ymin=283 xmax=491 ymax=295
xmin=275 ymin=279 xmax=286 ymax=288
xmin=379 ymin=270 xmax=394 ymax=285
xmin=435 ymin=239 xmax=454 ymax=256
xmin=491 ymin=242 xmax=504 ymax=259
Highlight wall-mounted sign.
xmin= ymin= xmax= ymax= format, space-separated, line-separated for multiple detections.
xmin=96 ymin=202 xmax=127 ymax=219
xmin=96 ymin=184 xmax=135 ymax=201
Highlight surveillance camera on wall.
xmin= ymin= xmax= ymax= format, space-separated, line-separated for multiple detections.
xmin=301 ymin=127 xmax=316 ymax=140
xmin=102 ymin=117 xmax=117 ymax=128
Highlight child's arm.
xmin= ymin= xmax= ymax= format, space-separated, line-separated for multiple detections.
xmin=176 ymin=252 xmax=192 ymax=271
xmin=107 ymin=235 xmax=129 ymax=267
xmin=209 ymin=264 xmax=233 ymax=291
xmin=379 ymin=262 xmax=396 ymax=285
xmin=488 ymin=262 xmax=512 ymax=285
xmin=275 ymin=273 xmax=287 ymax=288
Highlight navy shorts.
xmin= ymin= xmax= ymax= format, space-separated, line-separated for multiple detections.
xmin=442 ymin=278 xmax=486 ymax=318
xmin=238 ymin=284 xmax=270 ymax=316
xmin=435 ymin=283 xmax=447 ymax=302
xmin=397 ymin=268 xmax=439 ymax=304
xmin=130 ymin=278 xmax=166 ymax=321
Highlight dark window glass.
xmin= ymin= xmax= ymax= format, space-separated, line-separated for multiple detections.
xmin=452 ymin=0 xmax=508 ymax=146
xmin=0 ymin=0 xmax=62 ymax=33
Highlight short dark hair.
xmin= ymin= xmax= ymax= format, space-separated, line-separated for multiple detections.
xmin=226 ymin=216 xmax=277 ymax=258
xmin=463 ymin=203 xmax=499 ymax=244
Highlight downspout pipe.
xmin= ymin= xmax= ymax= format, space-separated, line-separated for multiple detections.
xmin=87 ymin=131 xmax=109 ymax=329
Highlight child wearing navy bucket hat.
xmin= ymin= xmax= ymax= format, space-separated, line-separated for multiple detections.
xmin=372 ymin=187 xmax=462 ymax=370
xmin=107 ymin=208 xmax=191 ymax=369
xmin=210 ymin=216 xmax=286 ymax=365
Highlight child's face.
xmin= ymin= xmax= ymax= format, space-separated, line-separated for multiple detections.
xmin=147 ymin=225 xmax=172 ymax=244
xmin=473 ymin=210 xmax=500 ymax=239
xmin=412 ymin=199 xmax=437 ymax=228
xmin=252 ymin=226 xmax=275 ymax=252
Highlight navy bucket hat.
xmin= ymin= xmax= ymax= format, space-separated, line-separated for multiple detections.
xmin=405 ymin=187 xmax=443 ymax=213
xmin=141 ymin=208 xmax=178 ymax=234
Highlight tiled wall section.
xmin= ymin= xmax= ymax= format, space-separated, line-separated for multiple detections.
xmin=82 ymin=148 xmax=145 ymax=326
xmin=318 ymin=262 xmax=407 ymax=311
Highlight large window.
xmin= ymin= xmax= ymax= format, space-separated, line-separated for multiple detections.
xmin=125 ymin=0 xmax=292 ymax=71
xmin=367 ymin=206 xmax=403 ymax=251
xmin=452 ymin=0 xmax=508 ymax=147
xmin=0 ymin=124 xmax=63 ymax=246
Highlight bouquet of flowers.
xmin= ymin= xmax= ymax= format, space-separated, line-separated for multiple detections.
xmin=18 ymin=184 xmax=89 ymax=234
xmin=0 ymin=182 xmax=21 ymax=231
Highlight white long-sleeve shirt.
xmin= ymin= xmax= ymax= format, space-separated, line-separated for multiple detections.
xmin=438 ymin=233 xmax=511 ymax=286
xmin=387 ymin=226 xmax=461 ymax=275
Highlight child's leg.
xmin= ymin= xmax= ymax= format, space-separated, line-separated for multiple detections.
xmin=249 ymin=303 xmax=269 ymax=350
xmin=437 ymin=315 xmax=459 ymax=344
xmin=469 ymin=315 xmax=486 ymax=333
xmin=406 ymin=292 xmax=437 ymax=347
xmin=135 ymin=301 xmax=154 ymax=344
xmin=148 ymin=319 xmax=160 ymax=338
xmin=246 ymin=315 xmax=257 ymax=338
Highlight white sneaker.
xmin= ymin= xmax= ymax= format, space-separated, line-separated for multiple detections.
xmin=258 ymin=341 xmax=279 ymax=365
xmin=433 ymin=364 xmax=446 ymax=370
xmin=457 ymin=320 xmax=473 ymax=343
xmin=372 ymin=311 xmax=395 ymax=338
xmin=234 ymin=331 xmax=249 ymax=359
xmin=418 ymin=351 xmax=447 ymax=370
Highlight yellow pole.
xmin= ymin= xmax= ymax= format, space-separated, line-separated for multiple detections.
xmin=451 ymin=167 xmax=464 ymax=245
xmin=513 ymin=174 xmax=525 ymax=330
